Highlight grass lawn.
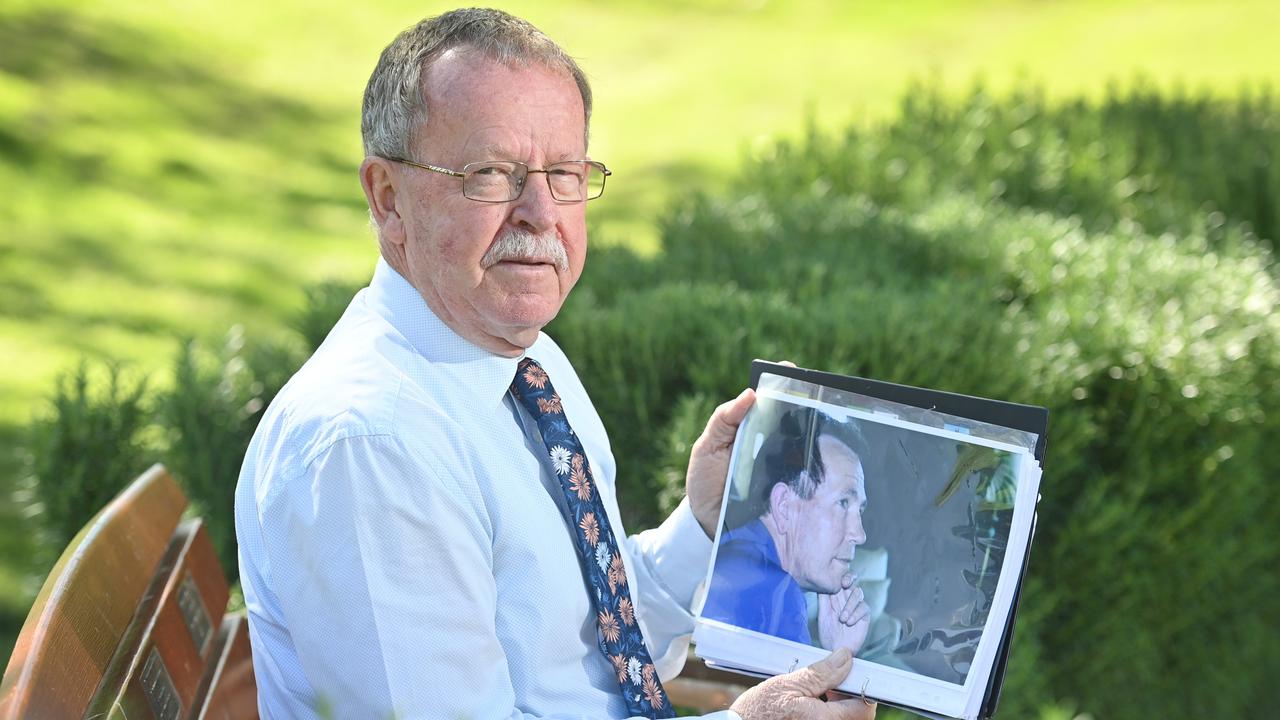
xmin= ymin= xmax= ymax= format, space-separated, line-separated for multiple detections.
xmin=2 ymin=0 xmax=1278 ymax=660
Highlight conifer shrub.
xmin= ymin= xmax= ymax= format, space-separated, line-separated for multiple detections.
xmin=296 ymin=280 xmax=361 ymax=352
xmin=25 ymin=362 xmax=155 ymax=550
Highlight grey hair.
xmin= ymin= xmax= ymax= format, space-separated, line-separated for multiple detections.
xmin=361 ymin=8 xmax=593 ymax=160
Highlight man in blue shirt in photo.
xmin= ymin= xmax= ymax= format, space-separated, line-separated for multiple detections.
xmin=703 ymin=407 xmax=874 ymax=656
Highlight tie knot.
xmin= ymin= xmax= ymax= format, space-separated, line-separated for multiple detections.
xmin=512 ymin=358 xmax=564 ymax=419
xmin=514 ymin=357 xmax=551 ymax=394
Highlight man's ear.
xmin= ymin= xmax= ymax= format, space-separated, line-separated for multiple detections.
xmin=769 ymin=482 xmax=795 ymax=535
xmin=360 ymin=157 xmax=405 ymax=247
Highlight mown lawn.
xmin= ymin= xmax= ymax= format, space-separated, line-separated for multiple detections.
xmin=2 ymin=0 xmax=1278 ymax=662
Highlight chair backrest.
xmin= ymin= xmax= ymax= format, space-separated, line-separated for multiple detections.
xmin=0 ymin=464 xmax=257 ymax=719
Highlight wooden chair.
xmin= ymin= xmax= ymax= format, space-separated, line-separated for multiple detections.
xmin=0 ymin=464 xmax=257 ymax=719
xmin=666 ymin=650 xmax=758 ymax=714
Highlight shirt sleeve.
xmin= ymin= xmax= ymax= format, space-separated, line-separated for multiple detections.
xmin=259 ymin=431 xmax=518 ymax=718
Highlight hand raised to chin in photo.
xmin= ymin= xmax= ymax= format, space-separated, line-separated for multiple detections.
xmin=818 ymin=572 xmax=871 ymax=656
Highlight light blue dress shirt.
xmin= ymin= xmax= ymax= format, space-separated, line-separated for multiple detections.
xmin=235 ymin=259 xmax=736 ymax=719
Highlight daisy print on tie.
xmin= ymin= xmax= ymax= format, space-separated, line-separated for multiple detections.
xmin=511 ymin=358 xmax=675 ymax=719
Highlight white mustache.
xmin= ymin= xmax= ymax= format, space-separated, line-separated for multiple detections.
xmin=480 ymin=229 xmax=569 ymax=272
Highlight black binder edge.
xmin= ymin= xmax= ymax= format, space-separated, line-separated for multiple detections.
xmin=747 ymin=360 xmax=1050 ymax=720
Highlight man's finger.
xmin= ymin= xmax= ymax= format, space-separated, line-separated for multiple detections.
xmin=825 ymin=696 xmax=878 ymax=719
xmin=791 ymin=647 xmax=853 ymax=696
xmin=849 ymin=601 xmax=870 ymax=627
xmin=840 ymin=587 xmax=865 ymax=624
xmin=836 ymin=586 xmax=856 ymax=622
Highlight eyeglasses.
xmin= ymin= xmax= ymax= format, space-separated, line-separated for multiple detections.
xmin=386 ymin=157 xmax=611 ymax=203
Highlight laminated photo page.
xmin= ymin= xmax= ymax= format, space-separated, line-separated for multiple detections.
xmin=693 ymin=362 xmax=1047 ymax=720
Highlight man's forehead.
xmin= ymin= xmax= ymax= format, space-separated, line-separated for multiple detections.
xmin=817 ymin=435 xmax=864 ymax=491
xmin=467 ymin=138 xmax=580 ymax=162
xmin=416 ymin=49 xmax=586 ymax=155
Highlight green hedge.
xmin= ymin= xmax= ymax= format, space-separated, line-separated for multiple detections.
xmin=26 ymin=362 xmax=155 ymax=553
xmin=552 ymin=86 xmax=1279 ymax=718
xmin=23 ymin=330 xmax=304 ymax=583
xmin=736 ymin=81 xmax=1278 ymax=251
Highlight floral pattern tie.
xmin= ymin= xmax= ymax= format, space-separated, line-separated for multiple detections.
xmin=511 ymin=358 xmax=675 ymax=719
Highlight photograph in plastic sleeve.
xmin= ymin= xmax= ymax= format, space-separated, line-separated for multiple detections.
xmin=700 ymin=391 xmax=1029 ymax=686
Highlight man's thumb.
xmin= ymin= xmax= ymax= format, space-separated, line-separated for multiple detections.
xmin=794 ymin=647 xmax=853 ymax=695
xmin=696 ymin=388 xmax=754 ymax=449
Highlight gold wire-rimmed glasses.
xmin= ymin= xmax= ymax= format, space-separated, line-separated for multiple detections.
xmin=385 ymin=158 xmax=611 ymax=203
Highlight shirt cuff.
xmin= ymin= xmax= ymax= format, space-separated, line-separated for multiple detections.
xmin=636 ymin=496 xmax=714 ymax=610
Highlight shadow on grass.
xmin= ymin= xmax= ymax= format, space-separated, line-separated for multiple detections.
xmin=1 ymin=5 xmax=370 ymax=365
xmin=0 ymin=7 xmax=325 ymax=148
xmin=0 ymin=5 xmax=358 ymax=227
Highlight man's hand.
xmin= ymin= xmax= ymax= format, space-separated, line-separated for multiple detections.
xmin=686 ymin=388 xmax=756 ymax=538
xmin=817 ymin=573 xmax=871 ymax=655
xmin=730 ymin=648 xmax=876 ymax=720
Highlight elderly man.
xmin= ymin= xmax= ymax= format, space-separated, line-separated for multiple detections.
xmin=235 ymin=8 xmax=875 ymax=719
xmin=702 ymin=407 xmax=873 ymax=655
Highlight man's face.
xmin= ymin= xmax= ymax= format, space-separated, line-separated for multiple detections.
xmin=392 ymin=49 xmax=588 ymax=354
xmin=779 ymin=435 xmax=867 ymax=595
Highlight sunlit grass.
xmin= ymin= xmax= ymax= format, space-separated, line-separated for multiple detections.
xmin=4 ymin=0 xmax=1279 ymax=427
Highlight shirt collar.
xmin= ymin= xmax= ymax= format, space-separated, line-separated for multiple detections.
xmin=365 ymin=257 xmax=539 ymax=406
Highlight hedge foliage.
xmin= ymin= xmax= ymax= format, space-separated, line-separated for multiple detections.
xmin=163 ymin=329 xmax=304 ymax=577
xmin=552 ymin=83 xmax=1279 ymax=718
xmin=26 ymin=362 xmax=155 ymax=552
xmin=738 ymin=81 xmax=1278 ymax=251
xmin=25 ymin=83 xmax=1279 ymax=718
xmin=24 ymin=330 xmax=305 ymax=583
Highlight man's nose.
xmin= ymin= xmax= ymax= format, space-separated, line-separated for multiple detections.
xmin=510 ymin=171 xmax=559 ymax=234
xmin=847 ymin=515 xmax=866 ymax=545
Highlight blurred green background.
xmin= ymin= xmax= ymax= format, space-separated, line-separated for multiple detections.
xmin=3 ymin=0 xmax=1279 ymax=717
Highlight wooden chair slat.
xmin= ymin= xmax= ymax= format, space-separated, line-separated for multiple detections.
xmin=0 ymin=464 xmax=187 ymax=720
xmin=87 ymin=519 xmax=229 ymax=719
xmin=665 ymin=652 xmax=758 ymax=714
xmin=195 ymin=615 xmax=257 ymax=720
xmin=665 ymin=675 xmax=750 ymax=714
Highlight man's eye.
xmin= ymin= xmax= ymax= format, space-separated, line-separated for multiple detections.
xmin=473 ymin=165 xmax=510 ymax=176
xmin=838 ymin=498 xmax=849 ymax=509
xmin=551 ymin=161 xmax=586 ymax=174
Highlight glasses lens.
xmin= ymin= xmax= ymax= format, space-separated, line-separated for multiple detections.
xmin=584 ymin=163 xmax=606 ymax=200
xmin=463 ymin=161 xmax=524 ymax=202
xmin=546 ymin=162 xmax=587 ymax=201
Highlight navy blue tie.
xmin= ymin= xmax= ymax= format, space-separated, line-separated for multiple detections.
xmin=511 ymin=358 xmax=675 ymax=718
